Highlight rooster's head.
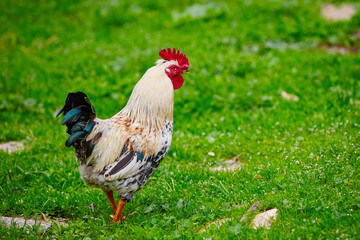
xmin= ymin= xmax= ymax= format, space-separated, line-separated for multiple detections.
xmin=159 ymin=48 xmax=189 ymax=90
xmin=118 ymin=48 xmax=189 ymax=131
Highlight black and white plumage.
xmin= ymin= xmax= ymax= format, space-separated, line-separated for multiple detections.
xmin=77 ymin=119 xmax=173 ymax=203
xmin=57 ymin=48 xmax=189 ymax=222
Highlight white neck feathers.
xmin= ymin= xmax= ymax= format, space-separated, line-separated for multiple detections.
xmin=114 ymin=60 xmax=176 ymax=131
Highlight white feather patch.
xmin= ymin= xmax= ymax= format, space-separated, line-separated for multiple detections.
xmin=86 ymin=119 xmax=129 ymax=172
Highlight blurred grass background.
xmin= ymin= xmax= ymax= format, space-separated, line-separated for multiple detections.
xmin=0 ymin=0 xmax=359 ymax=239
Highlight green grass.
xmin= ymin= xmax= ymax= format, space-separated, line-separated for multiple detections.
xmin=1 ymin=0 xmax=359 ymax=239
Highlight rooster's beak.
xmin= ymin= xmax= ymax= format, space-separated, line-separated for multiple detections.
xmin=182 ymin=69 xmax=189 ymax=74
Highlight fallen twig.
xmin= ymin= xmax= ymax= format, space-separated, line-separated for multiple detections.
xmin=240 ymin=200 xmax=263 ymax=222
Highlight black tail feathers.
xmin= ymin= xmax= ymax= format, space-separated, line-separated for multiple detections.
xmin=57 ymin=92 xmax=96 ymax=147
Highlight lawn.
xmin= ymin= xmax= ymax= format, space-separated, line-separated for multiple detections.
xmin=0 ymin=0 xmax=359 ymax=239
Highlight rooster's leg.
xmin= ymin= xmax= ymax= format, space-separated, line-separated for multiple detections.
xmin=104 ymin=191 xmax=117 ymax=213
xmin=112 ymin=197 xmax=126 ymax=222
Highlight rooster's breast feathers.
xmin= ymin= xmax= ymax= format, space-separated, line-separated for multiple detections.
xmin=85 ymin=115 xmax=170 ymax=173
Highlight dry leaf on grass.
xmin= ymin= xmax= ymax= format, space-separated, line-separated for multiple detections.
xmin=253 ymin=174 xmax=262 ymax=179
xmin=321 ymin=4 xmax=356 ymax=21
xmin=211 ymin=154 xmax=242 ymax=171
xmin=322 ymin=45 xmax=349 ymax=54
xmin=199 ymin=200 xmax=264 ymax=233
xmin=321 ymin=45 xmax=360 ymax=54
xmin=41 ymin=213 xmax=49 ymax=223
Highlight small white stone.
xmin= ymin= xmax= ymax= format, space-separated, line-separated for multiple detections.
xmin=208 ymin=152 xmax=215 ymax=156
xmin=281 ymin=91 xmax=299 ymax=102
xmin=0 ymin=216 xmax=68 ymax=232
xmin=321 ymin=4 xmax=356 ymax=21
xmin=0 ymin=142 xmax=24 ymax=153
xmin=251 ymin=209 xmax=279 ymax=230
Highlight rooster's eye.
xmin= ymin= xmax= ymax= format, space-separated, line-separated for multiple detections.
xmin=172 ymin=67 xmax=176 ymax=70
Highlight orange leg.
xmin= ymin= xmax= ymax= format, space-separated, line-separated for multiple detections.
xmin=104 ymin=191 xmax=117 ymax=213
xmin=112 ymin=197 xmax=126 ymax=223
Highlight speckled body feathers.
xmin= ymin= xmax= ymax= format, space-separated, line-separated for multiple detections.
xmin=77 ymin=120 xmax=173 ymax=202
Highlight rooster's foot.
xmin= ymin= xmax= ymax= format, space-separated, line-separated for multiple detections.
xmin=110 ymin=214 xmax=126 ymax=223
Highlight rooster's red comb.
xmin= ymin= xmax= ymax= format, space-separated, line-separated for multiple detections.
xmin=159 ymin=48 xmax=189 ymax=70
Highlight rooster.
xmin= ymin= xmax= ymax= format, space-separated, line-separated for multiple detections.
xmin=57 ymin=48 xmax=189 ymax=222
